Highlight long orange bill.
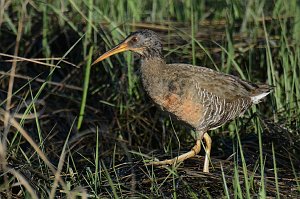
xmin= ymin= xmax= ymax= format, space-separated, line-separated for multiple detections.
xmin=91 ymin=42 xmax=129 ymax=66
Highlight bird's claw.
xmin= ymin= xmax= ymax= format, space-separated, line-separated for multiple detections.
xmin=144 ymin=158 xmax=180 ymax=167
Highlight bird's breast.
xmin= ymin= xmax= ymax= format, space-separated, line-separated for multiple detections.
xmin=142 ymin=74 xmax=205 ymax=128
xmin=156 ymin=92 xmax=205 ymax=128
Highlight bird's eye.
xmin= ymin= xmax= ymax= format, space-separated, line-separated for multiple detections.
xmin=131 ymin=37 xmax=138 ymax=42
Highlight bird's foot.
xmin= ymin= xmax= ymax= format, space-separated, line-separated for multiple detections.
xmin=144 ymin=143 xmax=201 ymax=167
xmin=144 ymin=157 xmax=182 ymax=167
xmin=144 ymin=138 xmax=211 ymax=173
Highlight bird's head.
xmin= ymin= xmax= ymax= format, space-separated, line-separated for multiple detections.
xmin=92 ymin=29 xmax=163 ymax=65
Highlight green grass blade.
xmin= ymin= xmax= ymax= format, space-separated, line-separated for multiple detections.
xmin=77 ymin=46 xmax=93 ymax=129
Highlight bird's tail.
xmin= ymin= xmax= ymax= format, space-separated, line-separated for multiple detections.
xmin=250 ymin=84 xmax=273 ymax=104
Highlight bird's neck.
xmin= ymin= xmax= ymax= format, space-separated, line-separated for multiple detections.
xmin=140 ymin=57 xmax=166 ymax=76
xmin=140 ymin=57 xmax=166 ymax=95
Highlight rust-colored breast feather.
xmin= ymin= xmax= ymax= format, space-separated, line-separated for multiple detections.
xmin=157 ymin=92 xmax=205 ymax=128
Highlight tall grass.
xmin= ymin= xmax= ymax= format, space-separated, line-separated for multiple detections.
xmin=0 ymin=0 xmax=299 ymax=198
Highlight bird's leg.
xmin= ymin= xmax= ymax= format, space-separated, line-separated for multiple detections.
xmin=147 ymin=139 xmax=201 ymax=166
xmin=202 ymin=133 xmax=212 ymax=173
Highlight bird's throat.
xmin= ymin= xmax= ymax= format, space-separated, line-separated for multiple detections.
xmin=140 ymin=57 xmax=166 ymax=79
xmin=140 ymin=57 xmax=167 ymax=95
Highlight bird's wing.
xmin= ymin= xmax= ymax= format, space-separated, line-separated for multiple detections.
xmin=166 ymin=63 xmax=260 ymax=102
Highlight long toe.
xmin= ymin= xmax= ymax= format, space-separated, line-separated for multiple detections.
xmin=146 ymin=158 xmax=178 ymax=166
xmin=146 ymin=139 xmax=202 ymax=167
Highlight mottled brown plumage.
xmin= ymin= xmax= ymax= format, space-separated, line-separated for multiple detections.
xmin=92 ymin=29 xmax=272 ymax=173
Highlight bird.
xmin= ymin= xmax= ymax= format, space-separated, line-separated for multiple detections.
xmin=92 ymin=29 xmax=271 ymax=173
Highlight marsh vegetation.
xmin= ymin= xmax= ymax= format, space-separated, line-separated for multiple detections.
xmin=0 ymin=0 xmax=299 ymax=198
